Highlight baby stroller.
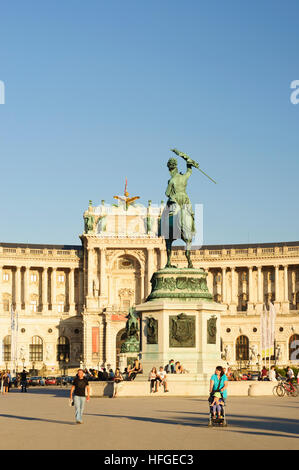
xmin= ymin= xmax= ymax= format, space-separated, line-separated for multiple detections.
xmin=208 ymin=391 xmax=228 ymax=427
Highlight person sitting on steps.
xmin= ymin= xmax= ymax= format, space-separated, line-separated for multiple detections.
xmin=155 ymin=366 xmax=169 ymax=393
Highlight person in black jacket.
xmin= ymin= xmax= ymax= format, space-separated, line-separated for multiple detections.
xmin=20 ymin=370 xmax=28 ymax=392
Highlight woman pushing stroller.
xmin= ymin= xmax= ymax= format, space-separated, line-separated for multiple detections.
xmin=209 ymin=366 xmax=228 ymax=426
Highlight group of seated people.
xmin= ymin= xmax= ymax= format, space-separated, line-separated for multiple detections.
xmin=164 ymin=359 xmax=187 ymax=374
xmin=148 ymin=367 xmax=169 ymax=393
xmin=86 ymin=358 xmax=187 ymax=385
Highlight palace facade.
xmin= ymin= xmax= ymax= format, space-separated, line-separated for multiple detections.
xmin=0 ymin=199 xmax=298 ymax=374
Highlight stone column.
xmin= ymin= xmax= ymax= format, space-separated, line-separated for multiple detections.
xmin=230 ymin=267 xmax=237 ymax=314
xmin=248 ymin=267 xmax=253 ymax=301
xmin=274 ymin=265 xmax=281 ymax=312
xmin=247 ymin=266 xmax=255 ymax=314
xmin=256 ymin=266 xmax=263 ymax=314
xmin=15 ymin=266 xmax=21 ymax=312
xmin=221 ymin=267 xmax=227 ymax=303
xmin=257 ymin=266 xmax=263 ymax=302
xmin=42 ymin=267 xmax=48 ymax=313
xmin=106 ymin=275 xmax=113 ymax=307
xmin=274 ymin=265 xmax=279 ymax=299
xmin=51 ymin=268 xmax=57 ymax=312
xmin=159 ymin=247 xmax=167 ymax=270
xmin=79 ymin=269 xmax=84 ymax=310
xmin=69 ymin=268 xmax=75 ymax=313
xmin=24 ymin=267 xmax=30 ymax=313
xmin=87 ymin=248 xmax=93 ymax=298
xmin=140 ymin=269 xmax=145 ymax=303
xmin=284 ymin=265 xmax=288 ymax=301
xmin=99 ymin=247 xmax=107 ymax=301
xmin=282 ymin=265 xmax=289 ymax=313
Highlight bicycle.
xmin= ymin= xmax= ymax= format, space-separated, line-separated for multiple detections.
xmin=273 ymin=379 xmax=298 ymax=397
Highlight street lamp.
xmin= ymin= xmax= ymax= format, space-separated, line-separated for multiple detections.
xmin=59 ymin=354 xmax=69 ymax=386
xmin=65 ymin=356 xmax=69 ymax=379
xmin=239 ymin=353 xmax=243 ymax=375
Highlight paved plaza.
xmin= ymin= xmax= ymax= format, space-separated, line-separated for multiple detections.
xmin=0 ymin=387 xmax=298 ymax=450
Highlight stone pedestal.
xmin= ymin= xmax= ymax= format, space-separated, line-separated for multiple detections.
xmin=118 ymin=352 xmax=139 ymax=371
xmin=135 ymin=268 xmax=226 ymax=378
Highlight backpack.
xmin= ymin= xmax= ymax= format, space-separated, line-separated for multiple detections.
xmin=208 ymin=375 xmax=223 ymax=404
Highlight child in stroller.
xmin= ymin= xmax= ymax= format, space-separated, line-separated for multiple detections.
xmin=211 ymin=392 xmax=224 ymax=419
xmin=208 ymin=391 xmax=227 ymax=427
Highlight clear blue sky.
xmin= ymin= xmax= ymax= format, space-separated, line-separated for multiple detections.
xmin=0 ymin=0 xmax=298 ymax=246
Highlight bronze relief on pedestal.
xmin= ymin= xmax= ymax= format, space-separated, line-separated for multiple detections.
xmin=169 ymin=313 xmax=195 ymax=348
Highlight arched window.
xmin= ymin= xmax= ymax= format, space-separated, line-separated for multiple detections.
xmin=29 ymin=336 xmax=43 ymax=362
xmin=289 ymin=334 xmax=299 ymax=361
xmin=118 ymin=257 xmax=134 ymax=270
xmin=3 ymin=335 xmax=11 ymax=362
xmin=236 ymin=335 xmax=249 ymax=361
xmin=57 ymin=336 xmax=70 ymax=361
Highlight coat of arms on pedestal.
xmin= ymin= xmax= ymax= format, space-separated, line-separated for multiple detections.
xmin=169 ymin=313 xmax=195 ymax=348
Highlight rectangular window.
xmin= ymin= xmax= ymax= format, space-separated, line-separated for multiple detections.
xmin=58 ymin=302 xmax=64 ymax=313
xmin=30 ymin=274 xmax=37 ymax=282
xmin=58 ymin=275 xmax=65 ymax=283
xmin=3 ymin=273 xmax=9 ymax=281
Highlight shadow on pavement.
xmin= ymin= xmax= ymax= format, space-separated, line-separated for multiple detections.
xmin=0 ymin=413 xmax=75 ymax=426
xmin=8 ymin=387 xmax=70 ymax=398
xmin=85 ymin=411 xmax=299 ymax=439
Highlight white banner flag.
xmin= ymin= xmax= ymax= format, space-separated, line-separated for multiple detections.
xmin=269 ymin=302 xmax=276 ymax=356
xmin=10 ymin=304 xmax=18 ymax=376
xmin=261 ymin=304 xmax=268 ymax=358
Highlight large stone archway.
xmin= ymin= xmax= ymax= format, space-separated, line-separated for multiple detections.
xmin=108 ymin=254 xmax=142 ymax=310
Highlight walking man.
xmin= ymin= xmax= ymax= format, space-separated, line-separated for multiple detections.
xmin=20 ymin=369 xmax=28 ymax=392
xmin=70 ymin=369 xmax=90 ymax=424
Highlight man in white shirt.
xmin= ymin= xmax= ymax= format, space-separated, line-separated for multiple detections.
xmin=156 ymin=366 xmax=169 ymax=393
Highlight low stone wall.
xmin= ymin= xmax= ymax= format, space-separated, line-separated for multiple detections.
xmin=248 ymin=381 xmax=277 ymax=396
xmin=89 ymin=378 xmax=277 ymax=397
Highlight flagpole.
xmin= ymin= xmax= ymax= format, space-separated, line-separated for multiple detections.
xmin=268 ymin=306 xmax=271 ymax=372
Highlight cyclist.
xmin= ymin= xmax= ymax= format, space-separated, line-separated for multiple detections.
xmin=286 ymin=366 xmax=295 ymax=384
